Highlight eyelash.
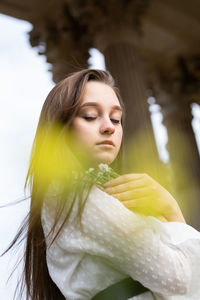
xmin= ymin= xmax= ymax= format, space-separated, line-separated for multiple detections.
xmin=84 ymin=116 xmax=121 ymax=124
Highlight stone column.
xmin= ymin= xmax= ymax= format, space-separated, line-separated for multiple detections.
xmin=94 ymin=32 xmax=168 ymax=185
xmin=162 ymin=98 xmax=200 ymax=227
xmin=152 ymin=55 xmax=200 ymax=228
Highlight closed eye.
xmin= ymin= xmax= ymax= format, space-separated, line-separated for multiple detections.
xmin=84 ymin=116 xmax=121 ymax=124
xmin=111 ymin=119 xmax=121 ymax=124
xmin=84 ymin=116 xmax=96 ymax=121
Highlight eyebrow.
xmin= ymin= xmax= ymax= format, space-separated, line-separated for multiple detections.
xmin=80 ymin=102 xmax=123 ymax=112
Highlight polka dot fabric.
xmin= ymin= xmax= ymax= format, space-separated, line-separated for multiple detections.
xmin=42 ymin=185 xmax=200 ymax=300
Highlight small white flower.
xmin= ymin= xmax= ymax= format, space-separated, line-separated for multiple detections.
xmin=86 ymin=168 xmax=94 ymax=174
xmin=98 ymin=163 xmax=109 ymax=172
xmin=97 ymin=171 xmax=103 ymax=177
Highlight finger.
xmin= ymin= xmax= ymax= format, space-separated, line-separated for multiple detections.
xmin=103 ymin=173 xmax=144 ymax=187
xmin=104 ymin=181 xmax=147 ymax=195
xmin=122 ymin=200 xmax=137 ymax=209
xmin=112 ymin=191 xmax=132 ymax=201
xmin=110 ymin=189 xmax=149 ymax=201
xmin=109 ymin=187 xmax=150 ymax=201
xmin=122 ymin=197 xmax=150 ymax=209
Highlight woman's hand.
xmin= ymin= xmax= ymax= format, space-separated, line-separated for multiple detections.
xmin=104 ymin=173 xmax=185 ymax=223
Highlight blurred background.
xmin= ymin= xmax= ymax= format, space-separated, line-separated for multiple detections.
xmin=0 ymin=0 xmax=200 ymax=299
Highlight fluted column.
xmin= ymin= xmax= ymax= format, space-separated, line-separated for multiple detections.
xmin=152 ymin=55 xmax=200 ymax=228
xmin=104 ymin=43 xmax=151 ymax=137
xmin=163 ymin=99 xmax=200 ymax=227
xmin=94 ymin=37 xmax=168 ymax=185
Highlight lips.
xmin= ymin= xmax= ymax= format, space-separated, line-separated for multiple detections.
xmin=96 ymin=140 xmax=115 ymax=147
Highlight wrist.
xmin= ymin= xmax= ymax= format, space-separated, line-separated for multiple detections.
xmin=163 ymin=194 xmax=186 ymax=223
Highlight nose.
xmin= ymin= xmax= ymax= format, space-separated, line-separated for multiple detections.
xmin=99 ymin=117 xmax=115 ymax=135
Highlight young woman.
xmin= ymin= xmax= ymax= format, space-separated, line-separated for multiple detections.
xmin=8 ymin=69 xmax=200 ymax=300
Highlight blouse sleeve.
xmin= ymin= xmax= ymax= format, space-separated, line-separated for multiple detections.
xmin=79 ymin=187 xmax=194 ymax=296
xmin=42 ymin=184 xmax=200 ymax=299
xmin=51 ymin=186 xmax=193 ymax=297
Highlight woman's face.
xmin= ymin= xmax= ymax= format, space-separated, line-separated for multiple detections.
xmin=72 ymin=81 xmax=123 ymax=165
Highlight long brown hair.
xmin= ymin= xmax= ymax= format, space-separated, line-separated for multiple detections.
xmin=7 ymin=69 xmax=125 ymax=300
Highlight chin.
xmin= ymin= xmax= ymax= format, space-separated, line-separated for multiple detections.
xmin=95 ymin=153 xmax=115 ymax=165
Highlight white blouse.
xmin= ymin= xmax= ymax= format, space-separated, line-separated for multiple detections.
xmin=41 ymin=184 xmax=200 ymax=300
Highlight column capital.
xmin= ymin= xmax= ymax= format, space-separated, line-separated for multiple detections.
xmin=147 ymin=54 xmax=200 ymax=107
xmin=27 ymin=0 xmax=150 ymax=81
xmin=94 ymin=26 xmax=140 ymax=53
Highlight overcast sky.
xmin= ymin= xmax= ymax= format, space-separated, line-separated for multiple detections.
xmin=0 ymin=13 xmax=106 ymax=299
xmin=0 ymin=12 xmax=200 ymax=300
xmin=0 ymin=14 xmax=54 ymax=299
